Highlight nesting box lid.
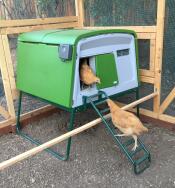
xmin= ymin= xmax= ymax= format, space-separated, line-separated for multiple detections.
xmin=18 ymin=29 xmax=137 ymax=45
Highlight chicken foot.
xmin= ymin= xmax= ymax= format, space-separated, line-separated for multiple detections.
xmin=115 ymin=134 xmax=138 ymax=151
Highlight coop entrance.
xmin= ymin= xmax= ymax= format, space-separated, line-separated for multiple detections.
xmin=79 ymin=53 xmax=118 ymax=91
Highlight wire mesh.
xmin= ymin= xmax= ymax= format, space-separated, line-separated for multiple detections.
xmin=0 ymin=0 xmax=75 ymax=20
xmin=0 ymin=72 xmax=7 ymax=122
xmin=161 ymin=0 xmax=175 ymax=116
xmin=138 ymin=40 xmax=150 ymax=70
xmin=84 ymin=0 xmax=157 ymax=26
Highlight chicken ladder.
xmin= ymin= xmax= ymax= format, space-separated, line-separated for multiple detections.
xmin=83 ymin=91 xmax=151 ymax=174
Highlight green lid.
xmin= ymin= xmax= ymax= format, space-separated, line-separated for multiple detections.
xmin=18 ymin=29 xmax=137 ymax=45
xmin=18 ymin=29 xmax=94 ymax=45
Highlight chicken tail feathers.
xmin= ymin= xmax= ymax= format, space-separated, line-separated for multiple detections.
xmin=134 ymin=123 xmax=148 ymax=135
xmin=137 ymin=125 xmax=148 ymax=135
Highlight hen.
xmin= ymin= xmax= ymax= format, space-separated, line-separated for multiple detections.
xmin=107 ymin=99 xmax=148 ymax=151
xmin=80 ymin=59 xmax=100 ymax=85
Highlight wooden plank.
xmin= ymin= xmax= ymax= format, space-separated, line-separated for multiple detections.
xmin=159 ymin=114 xmax=175 ymax=124
xmin=0 ymin=36 xmax=15 ymax=118
xmin=0 ymin=92 xmax=157 ymax=171
xmin=83 ymin=26 xmax=157 ymax=33
xmin=0 ymin=16 xmax=78 ymax=28
xmin=0 ymin=106 xmax=10 ymax=119
xmin=20 ymin=105 xmax=55 ymax=122
xmin=139 ymin=69 xmax=155 ymax=78
xmin=140 ymin=76 xmax=155 ymax=84
xmin=0 ymin=22 xmax=79 ymax=35
xmin=137 ymin=33 xmax=156 ymax=39
xmin=139 ymin=108 xmax=158 ymax=119
xmin=159 ymin=87 xmax=175 ymax=114
xmin=0 ymin=105 xmax=56 ymax=130
xmin=121 ymin=92 xmax=158 ymax=110
xmin=1 ymin=35 xmax=18 ymax=99
xmin=0 ymin=118 xmax=15 ymax=130
xmin=115 ymin=95 xmax=158 ymax=119
xmin=153 ymin=0 xmax=166 ymax=113
xmin=150 ymin=39 xmax=156 ymax=71
xmin=75 ymin=0 xmax=84 ymax=28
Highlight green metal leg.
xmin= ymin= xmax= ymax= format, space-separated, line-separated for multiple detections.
xmin=136 ymin=89 xmax=140 ymax=117
xmin=16 ymin=91 xmax=75 ymax=161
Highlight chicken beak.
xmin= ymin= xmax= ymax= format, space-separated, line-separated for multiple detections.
xmin=96 ymin=79 xmax=101 ymax=84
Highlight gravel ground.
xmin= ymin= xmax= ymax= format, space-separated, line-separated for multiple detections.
xmin=0 ymin=110 xmax=175 ymax=188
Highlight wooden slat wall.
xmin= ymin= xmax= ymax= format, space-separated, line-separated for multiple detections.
xmin=0 ymin=16 xmax=79 ymax=34
xmin=0 ymin=16 xmax=78 ymax=27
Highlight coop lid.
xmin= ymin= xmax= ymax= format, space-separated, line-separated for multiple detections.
xmin=18 ymin=29 xmax=137 ymax=45
xmin=18 ymin=29 xmax=94 ymax=45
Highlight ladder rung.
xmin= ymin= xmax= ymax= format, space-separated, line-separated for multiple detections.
xmin=136 ymin=155 xmax=149 ymax=165
xmin=134 ymin=160 xmax=150 ymax=174
xmin=100 ymin=108 xmax=110 ymax=114
xmin=123 ymin=139 xmax=135 ymax=147
xmin=95 ymin=100 xmax=106 ymax=106
xmin=129 ymin=146 xmax=142 ymax=157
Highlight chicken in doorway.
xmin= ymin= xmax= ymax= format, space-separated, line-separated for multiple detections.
xmin=80 ymin=59 xmax=100 ymax=86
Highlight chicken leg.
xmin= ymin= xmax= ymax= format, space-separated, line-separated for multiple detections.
xmin=132 ymin=135 xmax=138 ymax=151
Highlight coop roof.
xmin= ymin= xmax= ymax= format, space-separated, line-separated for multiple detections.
xmin=18 ymin=29 xmax=137 ymax=45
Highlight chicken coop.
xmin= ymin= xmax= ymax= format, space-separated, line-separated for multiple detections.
xmin=15 ymin=28 xmax=151 ymax=174
xmin=1 ymin=0 xmax=175 ymax=180
xmin=17 ymin=29 xmax=139 ymax=108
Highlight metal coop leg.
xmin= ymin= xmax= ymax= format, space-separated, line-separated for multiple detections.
xmin=16 ymin=91 xmax=75 ymax=161
xmin=136 ymin=88 xmax=140 ymax=117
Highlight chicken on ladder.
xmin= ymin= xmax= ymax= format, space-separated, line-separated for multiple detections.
xmin=107 ymin=99 xmax=148 ymax=151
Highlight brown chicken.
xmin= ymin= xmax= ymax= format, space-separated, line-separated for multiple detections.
xmin=107 ymin=99 xmax=148 ymax=151
xmin=80 ymin=60 xmax=100 ymax=85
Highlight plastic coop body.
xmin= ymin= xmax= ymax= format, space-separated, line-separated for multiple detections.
xmin=17 ymin=29 xmax=139 ymax=109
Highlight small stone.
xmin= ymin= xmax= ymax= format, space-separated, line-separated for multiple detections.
xmin=31 ymin=178 xmax=35 ymax=183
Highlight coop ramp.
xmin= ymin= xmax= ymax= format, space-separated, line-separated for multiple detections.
xmin=83 ymin=91 xmax=151 ymax=174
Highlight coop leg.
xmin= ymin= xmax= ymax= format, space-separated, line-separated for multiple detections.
xmin=16 ymin=91 xmax=23 ymax=132
xmin=63 ymin=109 xmax=75 ymax=160
xmin=136 ymin=88 xmax=140 ymax=117
xmin=16 ymin=91 xmax=75 ymax=161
